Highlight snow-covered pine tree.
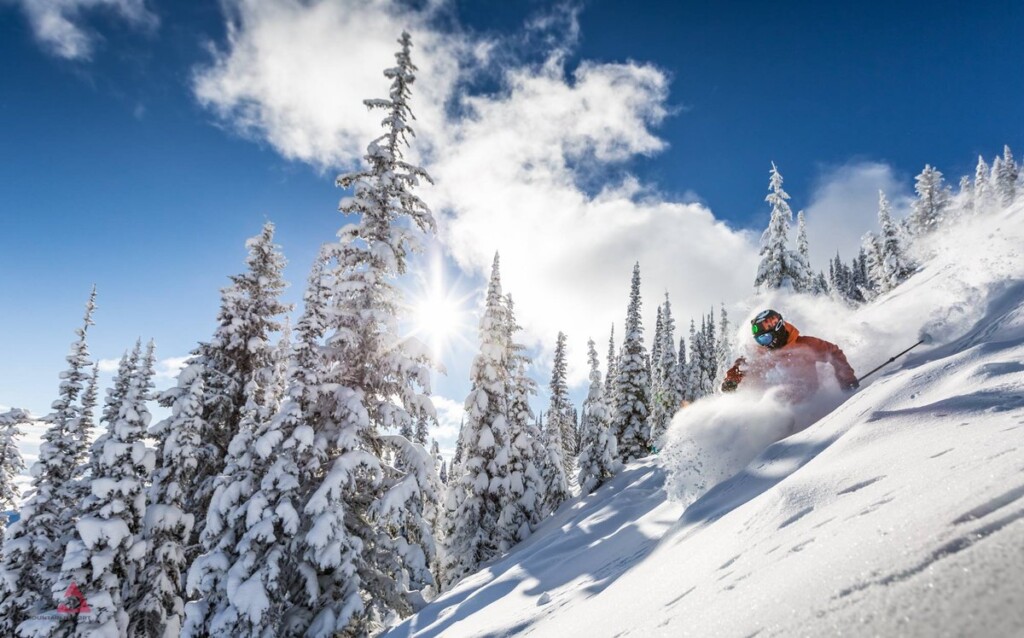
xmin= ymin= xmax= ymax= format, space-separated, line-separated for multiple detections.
xmin=694 ymin=311 xmax=719 ymax=399
xmin=578 ymin=340 xmax=620 ymax=494
xmin=650 ymin=306 xmax=664 ymax=405
xmin=995 ymin=145 xmax=1018 ymax=206
xmin=452 ymin=418 xmax=466 ymax=472
xmin=648 ymin=295 xmax=679 ymax=443
xmin=180 ymin=221 xmax=291 ymax=572
xmin=548 ymin=332 xmax=576 ymax=481
xmin=0 ymin=409 xmax=28 ymax=543
xmin=793 ymin=211 xmax=813 ymax=293
xmin=267 ymin=318 xmax=292 ymax=411
xmin=182 ymin=246 xmax=330 ymax=637
xmin=80 ymin=364 xmax=99 ymax=437
xmin=909 ymin=164 xmax=949 ymax=236
xmin=975 ymin=156 xmax=994 ymax=213
xmin=755 ymin=163 xmax=801 ymax=290
xmin=540 ymin=342 xmax=571 ymax=517
xmin=0 ymin=288 xmax=96 ymax=635
xmin=714 ymin=304 xmax=732 ymax=392
xmin=604 ymin=325 xmax=616 ymax=403
xmin=674 ymin=336 xmax=689 ymax=404
xmin=612 ymin=263 xmax=651 ymax=462
xmin=684 ymin=320 xmax=698 ymax=401
xmin=859 ymin=233 xmax=883 ymax=301
xmin=499 ymin=293 xmax=548 ymax=549
xmin=414 ymin=410 xmax=430 ymax=446
xmin=48 ymin=338 xmax=156 ymax=637
xmin=444 ymin=254 xmax=512 ymax=587
xmin=131 ymin=363 xmax=206 ymax=638
xmin=877 ymin=190 xmax=915 ymax=293
xmin=273 ymin=32 xmax=440 ymax=636
xmin=813 ymin=271 xmax=830 ymax=295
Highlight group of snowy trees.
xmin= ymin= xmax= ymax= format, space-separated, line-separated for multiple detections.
xmin=755 ymin=145 xmax=1022 ymax=302
xmin=0 ymin=33 xmax=448 ymax=638
xmin=4 ymin=27 xmax=1020 ymax=638
xmin=442 ymin=257 xmax=739 ymax=583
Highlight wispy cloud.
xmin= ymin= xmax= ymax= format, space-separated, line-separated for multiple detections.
xmin=96 ymin=357 xmax=121 ymax=373
xmin=10 ymin=0 xmax=158 ymax=61
xmin=803 ymin=161 xmax=911 ymax=271
xmin=155 ymin=356 xmax=189 ymax=379
xmin=192 ymin=0 xmax=760 ymax=385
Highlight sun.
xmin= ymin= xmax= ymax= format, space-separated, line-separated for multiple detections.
xmin=413 ymin=291 xmax=463 ymax=349
xmin=406 ymin=256 xmax=474 ymax=361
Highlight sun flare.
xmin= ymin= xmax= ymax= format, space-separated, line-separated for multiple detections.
xmin=407 ymin=259 xmax=474 ymax=361
xmin=413 ymin=292 xmax=463 ymax=348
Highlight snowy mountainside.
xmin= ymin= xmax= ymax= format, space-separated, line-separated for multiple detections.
xmin=387 ymin=203 xmax=1024 ymax=637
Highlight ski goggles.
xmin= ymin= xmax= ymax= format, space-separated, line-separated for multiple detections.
xmin=751 ymin=312 xmax=783 ymax=346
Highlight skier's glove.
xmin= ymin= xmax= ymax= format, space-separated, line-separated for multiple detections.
xmin=722 ymin=379 xmax=739 ymax=393
xmin=843 ymin=379 xmax=860 ymax=392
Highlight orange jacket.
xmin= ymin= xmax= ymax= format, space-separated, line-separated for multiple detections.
xmin=722 ymin=323 xmax=857 ymax=400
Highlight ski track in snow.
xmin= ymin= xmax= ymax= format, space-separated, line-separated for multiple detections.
xmin=386 ymin=204 xmax=1024 ymax=637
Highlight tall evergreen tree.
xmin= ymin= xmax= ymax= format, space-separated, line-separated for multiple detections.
xmin=578 ymin=340 xmax=620 ymax=494
xmin=755 ymin=163 xmax=802 ymax=290
xmin=995 ymin=145 xmax=1018 ymax=206
xmin=909 ymin=164 xmax=949 ymax=235
xmin=179 ymin=221 xmax=292 ymax=582
xmin=48 ymin=341 xmax=156 ymax=637
xmin=253 ymin=32 xmax=441 ymax=636
xmin=0 ymin=288 xmax=96 ymax=635
xmin=0 ymin=410 xmax=28 ymax=543
xmin=612 ymin=263 xmax=651 ymax=462
xmin=859 ymin=233 xmax=883 ymax=301
xmin=975 ymin=156 xmax=994 ymax=212
xmin=793 ymin=211 xmax=813 ymax=293
xmin=444 ymin=255 xmax=512 ymax=587
xmin=132 ymin=364 xmax=206 ymax=638
xmin=673 ymin=336 xmax=689 ymax=404
xmin=648 ymin=295 xmax=679 ymax=443
xmin=714 ymin=304 xmax=732 ymax=392
xmin=604 ymin=325 xmax=617 ymax=402
xmin=547 ymin=332 xmax=575 ymax=481
xmin=499 ymin=294 xmax=548 ymax=549
xmin=876 ymin=190 xmax=915 ymax=293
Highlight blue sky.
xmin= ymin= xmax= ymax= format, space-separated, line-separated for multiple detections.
xmin=1 ymin=0 xmax=1021 ymax=447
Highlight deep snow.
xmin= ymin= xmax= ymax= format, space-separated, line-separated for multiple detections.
xmin=387 ymin=203 xmax=1024 ymax=637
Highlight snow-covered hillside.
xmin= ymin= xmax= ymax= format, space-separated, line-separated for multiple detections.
xmin=387 ymin=203 xmax=1024 ymax=637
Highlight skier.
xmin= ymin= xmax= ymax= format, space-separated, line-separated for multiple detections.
xmin=721 ymin=309 xmax=857 ymax=402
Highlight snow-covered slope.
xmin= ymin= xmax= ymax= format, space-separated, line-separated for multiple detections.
xmin=387 ymin=203 xmax=1024 ymax=637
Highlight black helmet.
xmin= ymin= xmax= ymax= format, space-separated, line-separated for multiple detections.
xmin=751 ymin=309 xmax=787 ymax=349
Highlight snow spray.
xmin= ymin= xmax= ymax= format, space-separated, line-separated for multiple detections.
xmin=660 ymin=388 xmax=847 ymax=506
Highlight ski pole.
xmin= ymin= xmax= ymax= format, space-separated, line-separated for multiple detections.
xmin=856 ymin=334 xmax=931 ymax=384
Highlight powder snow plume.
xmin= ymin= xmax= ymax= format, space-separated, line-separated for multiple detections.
xmin=661 ymin=387 xmax=848 ymax=505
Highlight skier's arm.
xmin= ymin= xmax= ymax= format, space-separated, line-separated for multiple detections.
xmin=803 ymin=337 xmax=858 ymax=390
xmin=721 ymin=357 xmax=747 ymax=392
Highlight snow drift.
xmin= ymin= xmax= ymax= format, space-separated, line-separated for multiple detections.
xmin=386 ymin=202 xmax=1024 ymax=637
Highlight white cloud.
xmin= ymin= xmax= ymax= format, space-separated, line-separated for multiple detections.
xmin=192 ymin=0 xmax=469 ymax=170
xmin=12 ymin=0 xmax=157 ymax=60
xmin=155 ymin=356 xmax=189 ymax=379
xmin=191 ymin=0 xmax=761 ymax=386
xmin=802 ymin=162 xmax=912 ymax=272
xmin=97 ymin=357 xmax=121 ymax=373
